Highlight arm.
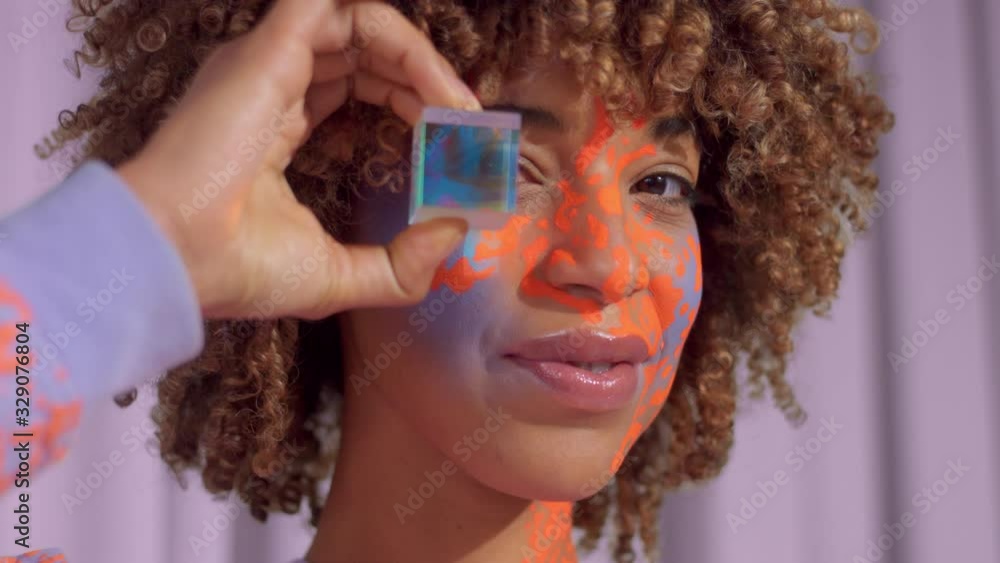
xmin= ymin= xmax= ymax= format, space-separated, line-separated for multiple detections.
xmin=0 ymin=160 xmax=205 ymax=494
xmin=0 ymin=0 xmax=475 ymax=556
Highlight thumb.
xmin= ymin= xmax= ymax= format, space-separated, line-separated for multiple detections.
xmin=312 ymin=218 xmax=469 ymax=316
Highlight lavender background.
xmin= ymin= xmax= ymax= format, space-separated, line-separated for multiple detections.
xmin=1 ymin=0 xmax=997 ymax=561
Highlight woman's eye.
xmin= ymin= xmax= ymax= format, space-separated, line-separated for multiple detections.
xmin=631 ymin=173 xmax=695 ymax=204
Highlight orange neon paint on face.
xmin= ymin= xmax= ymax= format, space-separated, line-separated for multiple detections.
xmin=416 ymin=96 xmax=702 ymax=547
xmin=554 ymin=179 xmax=588 ymax=233
xmin=431 ymin=257 xmax=496 ymax=293
xmin=438 ymin=100 xmax=698 ymax=408
xmin=596 ymin=143 xmax=656 ymax=216
xmin=574 ymin=100 xmax=615 ymax=177
xmin=599 ymin=246 xmax=635 ymax=303
xmin=522 ymin=235 xmax=550 ymax=271
xmin=474 ymin=215 xmax=533 ymax=262
xmin=586 ymin=214 xmax=609 ymax=249
xmin=550 ymin=249 xmax=576 ymax=268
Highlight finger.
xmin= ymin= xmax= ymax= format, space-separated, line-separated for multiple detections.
xmin=354 ymin=50 xmax=414 ymax=89
xmin=304 ymin=71 xmax=423 ymax=131
xmin=315 ymin=47 xmax=442 ymax=96
xmin=247 ymin=0 xmax=336 ymax=108
xmin=313 ymin=51 xmax=357 ymax=83
xmin=304 ymin=79 xmax=349 ymax=131
xmin=318 ymin=2 xmax=480 ymax=110
xmin=313 ymin=218 xmax=469 ymax=315
xmin=352 ymin=71 xmax=424 ymax=126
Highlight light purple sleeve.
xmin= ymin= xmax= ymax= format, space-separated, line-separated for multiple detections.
xmin=0 ymin=160 xmax=205 ymax=495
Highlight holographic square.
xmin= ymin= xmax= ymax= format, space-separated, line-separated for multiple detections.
xmin=410 ymin=107 xmax=521 ymax=230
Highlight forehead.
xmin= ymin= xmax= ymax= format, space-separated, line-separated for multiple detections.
xmin=498 ymin=62 xmax=589 ymax=128
xmin=491 ymin=57 xmax=691 ymax=138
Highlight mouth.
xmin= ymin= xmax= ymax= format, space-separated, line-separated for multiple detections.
xmin=502 ymin=330 xmax=650 ymax=413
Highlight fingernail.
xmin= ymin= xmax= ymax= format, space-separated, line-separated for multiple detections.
xmin=463 ymin=94 xmax=483 ymax=112
xmin=444 ymin=72 xmax=481 ymax=111
xmin=425 ymin=217 xmax=469 ymax=257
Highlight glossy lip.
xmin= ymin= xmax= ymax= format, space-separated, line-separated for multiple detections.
xmin=502 ymin=330 xmax=650 ymax=412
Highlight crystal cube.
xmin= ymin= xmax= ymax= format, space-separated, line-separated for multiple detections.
xmin=410 ymin=107 xmax=521 ymax=230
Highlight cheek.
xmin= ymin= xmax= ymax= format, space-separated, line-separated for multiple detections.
xmin=356 ymin=188 xmax=531 ymax=361
xmin=415 ymin=228 xmax=523 ymax=350
xmin=642 ymin=228 xmax=702 ymax=400
xmin=609 ymin=228 xmax=702 ymax=470
xmin=649 ymin=230 xmax=703 ymax=366
xmin=429 ymin=215 xmax=540 ymax=301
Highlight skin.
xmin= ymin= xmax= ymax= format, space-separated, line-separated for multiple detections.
xmin=119 ymin=0 xmax=480 ymax=322
xmin=110 ymin=0 xmax=702 ymax=560
xmin=309 ymin=61 xmax=703 ymax=563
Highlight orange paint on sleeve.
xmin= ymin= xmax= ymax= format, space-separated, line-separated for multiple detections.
xmin=32 ymin=396 xmax=82 ymax=465
xmin=0 ymin=550 xmax=67 ymax=562
xmin=0 ymin=328 xmax=16 ymax=374
xmin=0 ymin=283 xmax=33 ymax=374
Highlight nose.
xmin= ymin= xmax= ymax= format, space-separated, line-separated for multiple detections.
xmin=537 ymin=178 xmax=643 ymax=304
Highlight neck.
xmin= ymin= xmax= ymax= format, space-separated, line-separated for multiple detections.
xmin=305 ymin=386 xmax=577 ymax=563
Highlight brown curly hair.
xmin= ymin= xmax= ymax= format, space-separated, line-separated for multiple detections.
xmin=42 ymin=0 xmax=893 ymax=560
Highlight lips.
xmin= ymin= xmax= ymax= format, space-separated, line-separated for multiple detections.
xmin=503 ymin=331 xmax=650 ymax=412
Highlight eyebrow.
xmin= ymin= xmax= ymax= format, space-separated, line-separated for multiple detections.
xmin=484 ymin=103 xmax=694 ymax=142
xmin=650 ymin=116 xmax=696 ymax=142
xmin=486 ymin=103 xmax=566 ymax=132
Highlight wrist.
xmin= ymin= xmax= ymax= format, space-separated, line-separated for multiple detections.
xmin=116 ymin=156 xmax=206 ymax=308
xmin=117 ymin=156 xmax=177 ymax=247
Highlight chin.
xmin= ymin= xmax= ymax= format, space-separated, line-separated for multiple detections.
xmin=461 ymin=421 xmax=631 ymax=502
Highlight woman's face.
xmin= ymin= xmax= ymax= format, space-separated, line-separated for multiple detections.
xmin=345 ymin=60 xmax=702 ymax=501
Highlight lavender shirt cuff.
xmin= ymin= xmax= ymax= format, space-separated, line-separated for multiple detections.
xmin=0 ymin=159 xmax=204 ymax=400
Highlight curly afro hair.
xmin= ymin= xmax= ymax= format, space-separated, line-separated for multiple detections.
xmin=41 ymin=0 xmax=893 ymax=560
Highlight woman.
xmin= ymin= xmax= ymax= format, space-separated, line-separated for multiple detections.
xmin=36 ymin=0 xmax=893 ymax=561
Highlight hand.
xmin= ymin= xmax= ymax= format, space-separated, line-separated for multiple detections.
xmin=117 ymin=0 xmax=480 ymax=320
